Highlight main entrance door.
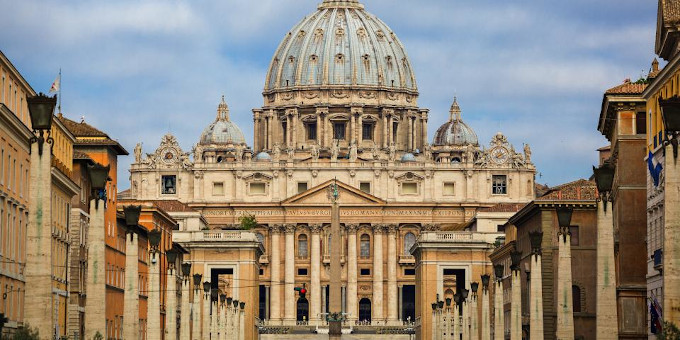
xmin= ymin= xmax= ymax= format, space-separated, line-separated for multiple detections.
xmin=359 ymin=298 xmax=372 ymax=322
xmin=297 ymin=297 xmax=309 ymax=322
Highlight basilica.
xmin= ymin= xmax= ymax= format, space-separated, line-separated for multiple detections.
xmin=126 ymin=0 xmax=535 ymax=337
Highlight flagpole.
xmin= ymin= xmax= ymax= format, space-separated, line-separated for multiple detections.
xmin=58 ymin=68 xmax=62 ymax=114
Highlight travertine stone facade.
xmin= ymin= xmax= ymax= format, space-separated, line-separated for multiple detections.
xmin=595 ymin=202 xmax=618 ymax=339
xmin=123 ymin=232 xmax=140 ymax=340
xmin=556 ymin=229 xmax=574 ymax=340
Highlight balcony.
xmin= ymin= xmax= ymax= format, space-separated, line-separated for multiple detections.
xmin=323 ymin=255 xmax=346 ymax=265
xmin=399 ymin=254 xmax=415 ymax=265
xmin=259 ymin=254 xmax=269 ymax=265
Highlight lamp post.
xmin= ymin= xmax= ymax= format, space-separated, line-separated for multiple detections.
xmin=180 ymin=262 xmax=192 ymax=340
xmin=493 ymin=264 xmax=504 ymax=340
xmin=592 ymin=162 xmax=619 ymax=339
xmin=453 ymin=293 xmax=461 ymax=340
xmin=470 ymin=283 xmax=479 ymax=340
xmin=219 ymin=294 xmax=227 ymax=340
xmin=122 ymin=205 xmax=142 ymax=340
xmin=24 ymin=93 xmax=58 ymax=338
xmin=192 ymin=274 xmax=202 ymax=340
xmin=166 ymin=246 xmax=179 ymax=340
xmin=510 ymin=249 xmax=522 ymax=340
xmin=432 ymin=302 xmax=439 ymax=340
xmin=556 ymin=206 xmax=574 ymax=340
xmin=147 ymin=227 xmax=162 ymax=340
xmin=461 ymin=289 xmax=470 ymax=340
xmin=445 ymin=297 xmax=452 ymax=340
xmin=239 ymin=301 xmax=246 ymax=340
xmin=481 ymin=275 xmax=491 ymax=340
xmin=202 ymin=281 xmax=211 ymax=340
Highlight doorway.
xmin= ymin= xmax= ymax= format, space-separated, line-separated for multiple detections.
xmin=359 ymin=298 xmax=372 ymax=322
xmin=402 ymin=285 xmax=416 ymax=322
xmin=297 ymin=297 xmax=309 ymax=322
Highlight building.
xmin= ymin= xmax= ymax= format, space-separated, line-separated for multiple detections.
xmin=597 ymin=77 xmax=649 ymax=337
xmin=492 ymin=179 xmax=598 ymax=340
xmin=0 ymin=50 xmax=33 ymax=335
xmin=128 ymin=0 xmax=536 ymax=336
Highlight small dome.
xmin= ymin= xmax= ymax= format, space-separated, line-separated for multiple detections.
xmin=254 ymin=152 xmax=272 ymax=161
xmin=401 ymin=153 xmax=417 ymax=162
xmin=199 ymin=96 xmax=246 ymax=146
xmin=433 ymin=97 xmax=478 ymax=147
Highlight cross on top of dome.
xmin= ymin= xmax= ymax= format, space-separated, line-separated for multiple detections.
xmin=450 ymin=97 xmax=461 ymax=121
xmin=217 ymin=95 xmax=230 ymax=121
xmin=318 ymin=0 xmax=364 ymax=9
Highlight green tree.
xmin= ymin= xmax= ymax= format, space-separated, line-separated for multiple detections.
xmin=661 ymin=321 xmax=680 ymax=340
xmin=239 ymin=213 xmax=257 ymax=230
xmin=2 ymin=325 xmax=39 ymax=340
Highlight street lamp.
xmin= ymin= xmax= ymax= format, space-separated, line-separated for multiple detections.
xmin=529 ymin=230 xmax=543 ymax=255
xmin=481 ymin=275 xmax=490 ymax=291
xmin=593 ymin=161 xmax=615 ymax=203
xmin=203 ymin=281 xmax=211 ymax=298
xmin=88 ymin=164 xmax=110 ymax=206
xmin=470 ymin=282 xmax=479 ymax=296
xmin=181 ymin=262 xmax=192 ymax=280
xmin=510 ymin=249 xmax=522 ymax=272
xmin=148 ymin=229 xmax=162 ymax=252
xmin=193 ymin=274 xmax=203 ymax=290
xmin=659 ymin=96 xmax=680 ymax=157
xmin=494 ymin=264 xmax=504 ymax=282
xmin=27 ymin=93 xmax=56 ymax=156
xmin=556 ymin=206 xmax=573 ymax=242
xmin=166 ymin=246 xmax=178 ymax=269
xmin=240 ymin=302 xmax=246 ymax=310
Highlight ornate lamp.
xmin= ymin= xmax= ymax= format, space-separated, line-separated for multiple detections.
xmin=461 ymin=289 xmax=469 ymax=302
xmin=203 ymin=281 xmax=211 ymax=294
xmin=148 ymin=229 xmax=162 ymax=250
xmin=437 ymin=300 xmax=444 ymax=309
xmin=445 ymin=297 xmax=452 ymax=307
xmin=529 ymin=230 xmax=543 ymax=255
xmin=556 ymin=207 xmax=573 ymax=229
xmin=470 ymin=282 xmax=479 ymax=295
xmin=123 ymin=205 xmax=141 ymax=227
xmin=221 ymin=294 xmax=227 ymax=305
xmin=233 ymin=300 xmax=239 ymax=308
xmin=211 ymin=289 xmax=218 ymax=301
xmin=659 ymin=96 xmax=680 ymax=157
xmin=193 ymin=273 xmax=202 ymax=289
xmin=166 ymin=246 xmax=178 ymax=268
xmin=593 ymin=161 xmax=615 ymax=202
xmin=88 ymin=164 xmax=110 ymax=205
xmin=240 ymin=301 xmax=246 ymax=310
xmin=494 ymin=264 xmax=504 ymax=281
xmin=431 ymin=302 xmax=437 ymax=311
xmin=181 ymin=262 xmax=191 ymax=278
xmin=226 ymin=297 xmax=233 ymax=306
xmin=510 ymin=249 xmax=522 ymax=271
xmin=453 ymin=293 xmax=461 ymax=306
xmin=27 ymin=93 xmax=56 ymax=155
xmin=481 ymin=274 xmax=490 ymax=290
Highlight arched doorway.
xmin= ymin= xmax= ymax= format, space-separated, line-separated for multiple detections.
xmin=297 ymin=297 xmax=309 ymax=322
xmin=359 ymin=298 xmax=372 ymax=322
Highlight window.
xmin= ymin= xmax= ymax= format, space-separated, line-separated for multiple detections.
xmin=259 ymin=269 xmax=264 ymax=275
xmin=297 ymin=182 xmax=308 ymax=194
xmin=298 ymin=234 xmax=308 ymax=258
xmin=393 ymin=122 xmax=399 ymax=142
xmin=497 ymin=225 xmax=506 ymax=232
xmin=306 ymin=123 xmax=317 ymax=140
xmin=404 ymin=269 xmax=415 ymax=276
xmin=360 ymin=182 xmax=371 ymax=194
xmin=360 ymin=234 xmax=370 ymax=258
xmin=249 ymin=182 xmax=266 ymax=195
xmin=443 ymin=269 xmax=456 ymax=275
xmin=403 ymin=232 xmax=416 ymax=255
xmin=569 ymin=226 xmax=580 ymax=246
xmin=401 ymin=182 xmax=418 ymax=195
xmin=333 ymin=122 xmax=346 ymax=140
xmin=443 ymin=182 xmax=455 ymax=196
xmin=636 ymin=112 xmax=646 ymax=135
xmin=161 ymin=175 xmax=176 ymax=194
xmin=360 ymin=268 xmax=371 ymax=276
xmin=362 ymin=123 xmax=374 ymax=140
xmin=572 ymin=285 xmax=582 ymax=312
xmin=212 ymin=182 xmax=224 ymax=196
xmin=492 ymin=175 xmax=507 ymax=195
xmin=282 ymin=122 xmax=287 ymax=144
xmin=256 ymin=233 xmax=265 ymax=251
xmin=297 ymin=268 xmax=308 ymax=276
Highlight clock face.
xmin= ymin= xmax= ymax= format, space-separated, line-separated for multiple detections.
xmin=163 ymin=149 xmax=176 ymax=163
xmin=490 ymin=147 xmax=509 ymax=164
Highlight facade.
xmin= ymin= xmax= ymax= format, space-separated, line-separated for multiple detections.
xmin=492 ymin=179 xmax=598 ymax=340
xmin=128 ymin=0 xmax=536 ymax=336
xmin=597 ymin=77 xmax=649 ymax=337
xmin=0 ymin=50 xmax=33 ymax=335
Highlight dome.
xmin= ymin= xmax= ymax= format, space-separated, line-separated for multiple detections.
xmin=254 ymin=152 xmax=272 ymax=161
xmin=199 ymin=96 xmax=246 ymax=145
xmin=433 ymin=97 xmax=479 ymax=147
xmin=264 ymin=0 xmax=416 ymax=91
xmin=401 ymin=153 xmax=417 ymax=162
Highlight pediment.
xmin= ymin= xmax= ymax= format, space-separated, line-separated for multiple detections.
xmin=282 ymin=180 xmax=386 ymax=206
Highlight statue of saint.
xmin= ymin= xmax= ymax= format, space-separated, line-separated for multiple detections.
xmin=465 ymin=144 xmax=475 ymax=163
xmin=287 ymin=147 xmax=295 ymax=160
xmin=235 ymin=146 xmax=243 ymax=162
xmin=388 ymin=142 xmax=396 ymax=161
xmin=310 ymin=143 xmax=320 ymax=161
xmin=372 ymin=142 xmax=380 ymax=160
xmin=423 ymin=143 xmax=432 ymax=160
xmin=272 ymin=143 xmax=281 ymax=160
xmin=524 ymin=144 xmax=532 ymax=163
xmin=134 ymin=143 xmax=142 ymax=163
xmin=349 ymin=141 xmax=358 ymax=161
xmin=330 ymin=140 xmax=339 ymax=162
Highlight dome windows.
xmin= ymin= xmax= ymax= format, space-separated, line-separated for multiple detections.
xmin=335 ymin=53 xmax=345 ymax=63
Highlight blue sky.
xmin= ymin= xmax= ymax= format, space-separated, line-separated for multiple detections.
xmin=0 ymin=0 xmax=657 ymax=189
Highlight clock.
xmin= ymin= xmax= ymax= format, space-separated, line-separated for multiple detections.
xmin=162 ymin=149 xmax=177 ymax=163
xmin=490 ymin=147 xmax=509 ymax=164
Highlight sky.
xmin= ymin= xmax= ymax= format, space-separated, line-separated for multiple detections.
xmin=0 ymin=0 xmax=657 ymax=189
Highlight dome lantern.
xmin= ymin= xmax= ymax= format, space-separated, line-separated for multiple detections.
xmin=433 ymin=97 xmax=479 ymax=147
xmin=198 ymin=96 xmax=246 ymax=146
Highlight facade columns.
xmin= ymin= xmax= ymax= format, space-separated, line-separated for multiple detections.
xmin=310 ymin=224 xmax=322 ymax=323
xmin=470 ymin=288 xmax=478 ymax=340
xmin=284 ymin=224 xmax=296 ymax=324
xmin=462 ymin=299 xmax=469 ymax=340
xmin=453 ymin=300 xmax=460 ymax=339
xmin=269 ymin=225 xmax=282 ymax=323
xmin=372 ymin=225 xmax=384 ymax=323
xmin=218 ymin=300 xmax=226 ymax=340
xmin=663 ymin=143 xmax=680 ymax=324
xmin=83 ymin=200 xmax=106 ymax=339
xmin=180 ymin=278 xmax=191 ymax=340
xmin=407 ymin=116 xmax=413 ymax=151
xmin=148 ymin=254 xmax=161 ymax=340
xmin=556 ymin=227 xmax=575 ymax=340
xmin=210 ymin=300 xmax=217 ymax=340
xmin=124 ymin=232 xmax=140 ymax=340
xmin=166 ymin=269 xmax=178 ymax=340
xmin=445 ymin=304 xmax=452 ymax=340
xmin=346 ymin=224 xmax=359 ymax=321
xmin=493 ymin=269 xmax=504 ymax=340
xmin=356 ymin=111 xmax=364 ymax=145
xmin=597 ymin=200 xmax=619 ymax=339
xmin=350 ymin=110 xmax=356 ymax=144
xmin=203 ymin=291 xmax=211 ymax=340
xmin=382 ymin=114 xmax=388 ymax=148
xmin=529 ymin=231 xmax=544 ymax=340
xmin=387 ymin=225 xmax=398 ymax=324
xmin=192 ymin=286 xmax=201 ymax=340
xmin=422 ymin=114 xmax=428 ymax=148
xmin=316 ymin=114 xmax=323 ymax=146
xmin=510 ymin=269 xmax=521 ymax=340
xmin=481 ymin=276 xmax=490 ymax=340
xmin=292 ymin=109 xmax=299 ymax=149
xmin=239 ymin=305 xmax=246 ymax=340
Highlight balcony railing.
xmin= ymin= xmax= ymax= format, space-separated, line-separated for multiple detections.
xmin=399 ymin=254 xmax=415 ymax=265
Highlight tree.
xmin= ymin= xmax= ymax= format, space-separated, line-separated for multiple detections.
xmin=239 ymin=213 xmax=257 ymax=230
xmin=661 ymin=321 xmax=680 ymax=340
xmin=2 ymin=325 xmax=39 ymax=340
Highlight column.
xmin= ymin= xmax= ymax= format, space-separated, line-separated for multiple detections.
xmin=226 ymin=301 xmax=233 ymax=337
xmin=510 ymin=269 xmax=521 ymax=340
xmin=24 ymin=139 xmax=55 ymax=337
xmin=445 ymin=305 xmax=452 ymax=340
xmin=148 ymin=254 xmax=161 ymax=340
xmin=253 ymin=114 xmax=260 ymax=151
xmin=316 ymin=115 xmax=323 ymax=146
xmin=233 ymin=303 xmax=240 ymax=340
xmin=347 ymin=225 xmax=358 ymax=321
xmin=453 ymin=301 xmax=460 ymax=339
xmin=529 ymin=231 xmax=544 ymax=340
xmin=350 ymin=111 xmax=356 ymax=144
xmin=311 ymin=224 xmax=322 ymax=324
xmin=357 ymin=114 xmax=364 ymax=145
xmin=203 ymin=291 xmax=211 ymax=340
xmin=388 ymin=115 xmax=394 ymax=145
xmin=663 ymin=142 xmax=680 ymax=324
xmin=211 ymin=300 xmax=217 ymax=340
xmin=463 ymin=299 xmax=469 ymax=340
xmin=422 ymin=114 xmax=428 ymax=148
xmin=493 ymin=279 xmax=504 ymax=340
xmin=180 ymin=279 xmax=191 ymax=340
xmin=286 ymin=114 xmax=291 ymax=148
xmin=124 ymin=232 xmax=140 ymax=340
xmin=83 ymin=200 xmax=106 ymax=339
xmin=271 ymin=109 xmax=279 ymax=149
xmin=284 ymin=224 xmax=296 ymax=324
xmin=218 ymin=301 xmax=226 ymax=340
xmin=372 ymin=225 xmax=384 ymax=323
xmin=481 ymin=277 xmax=491 ymax=340
xmin=387 ymin=225 xmax=398 ymax=324
xmin=471 ymin=291 xmax=478 ymax=340
xmin=292 ymin=110 xmax=299 ymax=149
xmin=166 ymin=269 xmax=178 ymax=340
xmin=382 ymin=114 xmax=388 ymax=148
xmin=432 ymin=309 xmax=439 ymax=340
xmin=408 ymin=116 xmax=413 ymax=151
xmin=556 ymin=227 xmax=574 ymax=340
xmin=239 ymin=306 xmax=246 ymax=340
xmin=269 ymin=226 xmax=282 ymax=324
xmin=266 ymin=116 xmax=272 ymax=150
xmin=597 ymin=200 xmax=618 ymax=339
xmin=193 ymin=288 xmax=201 ymax=340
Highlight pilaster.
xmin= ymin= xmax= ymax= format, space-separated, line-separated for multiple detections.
xmin=123 ymin=232 xmax=140 ymax=340
xmin=597 ymin=200 xmax=619 ymax=338
xmin=148 ymin=257 xmax=161 ymax=340
xmin=310 ymin=224 xmax=322 ymax=323
xmin=284 ymin=224 xmax=296 ymax=324
xmin=372 ymin=224 xmax=384 ymax=322
xmin=84 ymin=200 xmax=106 ymax=339
xmin=345 ymin=223 xmax=359 ymax=321
xmin=556 ymin=227 xmax=574 ymax=340
xmin=269 ymin=225 xmax=282 ymax=323
xmin=387 ymin=224 xmax=398 ymax=324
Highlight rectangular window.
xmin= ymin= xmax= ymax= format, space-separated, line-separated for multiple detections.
xmin=360 ymin=182 xmax=371 ymax=194
xmin=161 ymin=175 xmax=176 ymax=194
xmin=393 ymin=122 xmax=399 ymax=142
xmin=636 ymin=112 xmax=646 ymax=135
xmin=306 ymin=123 xmax=317 ymax=141
xmin=401 ymin=182 xmax=418 ymax=195
xmin=443 ymin=269 xmax=456 ymax=276
xmin=333 ymin=122 xmax=346 ymax=140
xmin=282 ymin=122 xmax=287 ymax=144
xmin=360 ymin=268 xmax=371 ymax=276
xmin=259 ymin=269 xmax=264 ymax=276
xmin=297 ymin=268 xmax=308 ymax=276
xmin=569 ymin=226 xmax=580 ymax=246
xmin=443 ymin=182 xmax=455 ymax=196
xmin=492 ymin=175 xmax=507 ymax=195
xmin=362 ymin=123 xmax=374 ymax=140
xmin=404 ymin=269 xmax=415 ymax=276
xmin=212 ymin=182 xmax=224 ymax=196
xmin=297 ymin=182 xmax=308 ymax=194
xmin=249 ymin=182 xmax=266 ymax=195
xmin=497 ymin=224 xmax=506 ymax=232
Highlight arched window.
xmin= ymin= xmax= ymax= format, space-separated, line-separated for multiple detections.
xmin=256 ymin=233 xmax=265 ymax=251
xmin=298 ymin=234 xmax=308 ymax=258
xmin=403 ymin=232 xmax=416 ymax=255
xmin=360 ymin=234 xmax=370 ymax=258
xmin=572 ymin=285 xmax=582 ymax=312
